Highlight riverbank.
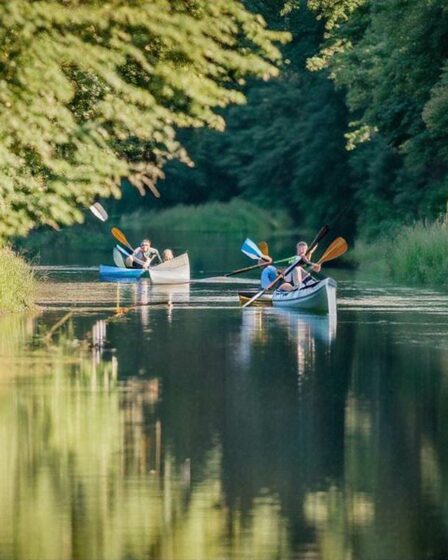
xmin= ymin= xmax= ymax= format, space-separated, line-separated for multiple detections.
xmin=354 ymin=219 xmax=448 ymax=285
xmin=0 ymin=247 xmax=36 ymax=312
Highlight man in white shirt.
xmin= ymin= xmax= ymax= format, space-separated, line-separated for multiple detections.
xmin=126 ymin=239 xmax=161 ymax=269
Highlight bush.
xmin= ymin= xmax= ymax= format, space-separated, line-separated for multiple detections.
xmin=120 ymin=199 xmax=292 ymax=234
xmin=0 ymin=247 xmax=36 ymax=312
xmin=355 ymin=218 xmax=448 ymax=285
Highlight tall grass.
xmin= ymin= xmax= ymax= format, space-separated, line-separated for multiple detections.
xmin=355 ymin=218 xmax=448 ymax=285
xmin=0 ymin=247 xmax=36 ymax=312
xmin=120 ymin=199 xmax=292 ymax=234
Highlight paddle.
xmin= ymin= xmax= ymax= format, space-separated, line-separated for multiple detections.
xmin=111 ymin=227 xmax=134 ymax=252
xmin=111 ymin=231 xmax=153 ymax=269
xmin=258 ymin=241 xmax=269 ymax=257
xmin=89 ymin=202 xmax=108 ymax=222
xmin=225 ymin=255 xmax=295 ymax=277
xmin=317 ymin=237 xmax=348 ymax=265
xmin=242 ymin=225 xmax=329 ymax=308
xmin=113 ymin=247 xmax=126 ymax=268
xmin=225 ymin=238 xmax=272 ymax=277
xmin=115 ymin=244 xmax=131 ymax=258
xmin=241 ymin=238 xmax=266 ymax=260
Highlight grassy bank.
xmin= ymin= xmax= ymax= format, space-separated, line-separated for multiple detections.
xmin=120 ymin=200 xmax=292 ymax=234
xmin=355 ymin=219 xmax=448 ymax=285
xmin=0 ymin=247 xmax=36 ymax=312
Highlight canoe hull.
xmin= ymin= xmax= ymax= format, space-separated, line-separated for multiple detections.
xmin=238 ymin=291 xmax=273 ymax=307
xmin=148 ymin=253 xmax=190 ymax=285
xmin=99 ymin=265 xmax=145 ymax=281
xmin=272 ymin=278 xmax=337 ymax=314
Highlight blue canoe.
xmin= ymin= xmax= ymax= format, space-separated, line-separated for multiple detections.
xmin=99 ymin=264 xmax=145 ymax=281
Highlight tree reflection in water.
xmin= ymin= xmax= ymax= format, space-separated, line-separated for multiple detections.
xmin=1 ymin=299 xmax=448 ymax=560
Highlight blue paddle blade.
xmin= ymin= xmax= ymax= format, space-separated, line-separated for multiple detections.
xmin=241 ymin=238 xmax=263 ymax=260
xmin=116 ymin=244 xmax=131 ymax=257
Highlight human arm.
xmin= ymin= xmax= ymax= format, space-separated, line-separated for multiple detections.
xmin=151 ymin=248 xmax=162 ymax=263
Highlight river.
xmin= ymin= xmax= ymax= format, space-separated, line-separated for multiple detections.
xmin=1 ymin=232 xmax=448 ymax=560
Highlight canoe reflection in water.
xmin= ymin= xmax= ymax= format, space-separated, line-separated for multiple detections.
xmin=137 ymin=282 xmax=190 ymax=325
xmin=269 ymin=308 xmax=337 ymax=379
xmin=237 ymin=307 xmax=337 ymax=372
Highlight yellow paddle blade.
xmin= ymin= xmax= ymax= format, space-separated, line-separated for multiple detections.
xmin=317 ymin=237 xmax=348 ymax=265
xmin=111 ymin=227 xmax=134 ymax=251
xmin=258 ymin=241 xmax=269 ymax=256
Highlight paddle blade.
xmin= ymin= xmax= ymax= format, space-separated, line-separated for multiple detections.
xmin=113 ymin=247 xmax=126 ymax=268
xmin=241 ymin=238 xmax=264 ymax=260
xmin=116 ymin=244 xmax=131 ymax=257
xmin=89 ymin=202 xmax=108 ymax=222
xmin=258 ymin=241 xmax=269 ymax=256
xmin=317 ymin=237 xmax=348 ymax=265
xmin=111 ymin=227 xmax=134 ymax=252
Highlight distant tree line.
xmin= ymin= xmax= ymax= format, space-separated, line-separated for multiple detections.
xmin=116 ymin=0 xmax=448 ymax=240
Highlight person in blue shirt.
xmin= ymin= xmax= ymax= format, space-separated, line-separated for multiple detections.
xmin=259 ymin=256 xmax=278 ymax=288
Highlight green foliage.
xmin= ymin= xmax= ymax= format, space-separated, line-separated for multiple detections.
xmin=120 ymin=199 xmax=292 ymax=234
xmin=0 ymin=0 xmax=288 ymax=240
xmin=356 ymin=218 xmax=448 ymax=286
xmin=308 ymin=0 xmax=448 ymax=234
xmin=0 ymin=247 xmax=35 ymax=312
xmin=142 ymin=0 xmax=355 ymax=237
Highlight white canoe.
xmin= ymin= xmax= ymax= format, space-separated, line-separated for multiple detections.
xmin=272 ymin=277 xmax=337 ymax=314
xmin=148 ymin=253 xmax=190 ymax=284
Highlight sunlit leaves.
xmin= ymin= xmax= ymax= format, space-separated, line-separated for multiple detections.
xmin=0 ymin=0 xmax=288 ymax=239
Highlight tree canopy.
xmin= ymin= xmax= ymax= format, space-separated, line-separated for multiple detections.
xmin=142 ymin=0 xmax=448 ymax=239
xmin=0 ymin=0 xmax=288 ymax=239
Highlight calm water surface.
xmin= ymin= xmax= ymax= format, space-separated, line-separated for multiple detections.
xmin=2 ymin=234 xmax=448 ymax=560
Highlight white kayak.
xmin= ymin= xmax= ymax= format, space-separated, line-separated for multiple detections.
xmin=272 ymin=277 xmax=337 ymax=314
xmin=148 ymin=253 xmax=190 ymax=284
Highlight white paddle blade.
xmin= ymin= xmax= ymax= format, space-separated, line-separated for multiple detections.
xmin=241 ymin=238 xmax=263 ymax=260
xmin=113 ymin=247 xmax=126 ymax=268
xmin=89 ymin=202 xmax=108 ymax=222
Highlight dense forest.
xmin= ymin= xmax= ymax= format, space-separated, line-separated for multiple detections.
xmin=1 ymin=0 xmax=448 ymax=243
xmin=116 ymin=0 xmax=448 ymax=241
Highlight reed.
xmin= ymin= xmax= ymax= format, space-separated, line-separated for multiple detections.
xmin=356 ymin=218 xmax=448 ymax=285
xmin=0 ymin=247 xmax=36 ymax=312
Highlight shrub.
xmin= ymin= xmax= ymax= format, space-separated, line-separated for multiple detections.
xmin=0 ymin=247 xmax=36 ymax=312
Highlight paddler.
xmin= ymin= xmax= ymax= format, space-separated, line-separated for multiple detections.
xmin=259 ymin=255 xmax=279 ymax=289
xmin=279 ymin=241 xmax=321 ymax=291
xmin=126 ymin=239 xmax=162 ymax=269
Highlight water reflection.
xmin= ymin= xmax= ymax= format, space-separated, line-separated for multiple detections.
xmin=236 ymin=308 xmax=337 ymax=378
xmin=2 ymin=277 xmax=448 ymax=559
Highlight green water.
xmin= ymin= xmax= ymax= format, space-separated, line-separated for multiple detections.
xmin=2 ymin=234 xmax=448 ymax=560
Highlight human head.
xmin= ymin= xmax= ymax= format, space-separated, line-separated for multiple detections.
xmin=140 ymin=239 xmax=151 ymax=251
xmin=163 ymin=248 xmax=174 ymax=261
xmin=296 ymin=241 xmax=308 ymax=256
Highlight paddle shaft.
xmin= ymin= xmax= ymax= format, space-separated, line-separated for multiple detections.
xmin=225 ymin=256 xmax=296 ymax=277
xmin=242 ymin=225 xmax=329 ymax=308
